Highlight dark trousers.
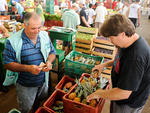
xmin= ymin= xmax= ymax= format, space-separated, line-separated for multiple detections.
xmin=129 ymin=18 xmax=137 ymax=28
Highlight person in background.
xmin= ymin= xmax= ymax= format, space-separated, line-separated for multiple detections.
xmin=95 ymin=2 xmax=107 ymax=36
xmin=79 ymin=1 xmax=90 ymax=27
xmin=0 ymin=0 xmax=8 ymax=12
xmin=112 ymin=0 xmax=118 ymax=10
xmin=121 ymin=0 xmax=130 ymax=16
xmin=87 ymin=3 xmax=96 ymax=27
xmin=62 ymin=3 xmax=80 ymax=29
xmin=62 ymin=3 xmax=80 ymax=54
xmin=127 ymin=0 xmax=141 ymax=27
xmin=23 ymin=0 xmax=35 ymax=12
xmin=11 ymin=1 xmax=24 ymax=19
xmin=34 ymin=0 xmax=45 ymax=24
xmin=87 ymin=14 xmax=150 ymax=113
xmin=60 ymin=0 xmax=69 ymax=10
xmin=115 ymin=0 xmax=124 ymax=13
xmin=3 ymin=12 xmax=56 ymax=113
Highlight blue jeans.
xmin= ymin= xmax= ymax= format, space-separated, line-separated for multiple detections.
xmin=16 ymin=83 xmax=48 ymax=113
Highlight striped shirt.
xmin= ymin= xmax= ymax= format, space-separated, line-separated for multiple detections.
xmin=3 ymin=30 xmax=56 ymax=87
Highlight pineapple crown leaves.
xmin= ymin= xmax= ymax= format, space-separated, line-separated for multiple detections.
xmin=75 ymin=78 xmax=81 ymax=86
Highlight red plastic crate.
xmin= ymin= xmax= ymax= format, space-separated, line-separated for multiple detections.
xmin=55 ymin=75 xmax=75 ymax=93
xmin=35 ymin=107 xmax=54 ymax=113
xmin=63 ymin=85 xmax=105 ymax=113
xmin=43 ymin=90 xmax=65 ymax=113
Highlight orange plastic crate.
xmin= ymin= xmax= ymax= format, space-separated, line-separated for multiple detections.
xmin=43 ymin=90 xmax=65 ymax=113
xmin=55 ymin=75 xmax=75 ymax=93
xmin=35 ymin=107 xmax=54 ymax=113
xmin=63 ymin=85 xmax=105 ymax=113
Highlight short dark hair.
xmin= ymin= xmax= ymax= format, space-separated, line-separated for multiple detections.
xmin=100 ymin=14 xmax=135 ymax=37
xmin=89 ymin=4 xmax=93 ymax=8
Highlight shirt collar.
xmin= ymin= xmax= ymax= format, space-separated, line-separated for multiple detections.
xmin=21 ymin=30 xmax=40 ymax=43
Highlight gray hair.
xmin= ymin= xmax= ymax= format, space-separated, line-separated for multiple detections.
xmin=23 ymin=12 xmax=42 ymax=25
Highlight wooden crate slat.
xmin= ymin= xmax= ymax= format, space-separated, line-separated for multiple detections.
xmin=76 ymin=38 xmax=92 ymax=44
xmin=75 ymin=43 xmax=91 ymax=49
xmin=92 ymin=51 xmax=114 ymax=59
xmin=93 ymin=43 xmax=115 ymax=50
xmin=77 ymin=26 xmax=98 ymax=35
xmin=93 ymin=38 xmax=113 ymax=46
xmin=75 ymin=48 xmax=91 ymax=54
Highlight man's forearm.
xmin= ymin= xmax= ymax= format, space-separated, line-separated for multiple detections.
xmin=4 ymin=62 xmax=31 ymax=72
xmin=47 ymin=54 xmax=56 ymax=64
xmin=95 ymin=88 xmax=132 ymax=100
xmin=102 ymin=60 xmax=114 ymax=67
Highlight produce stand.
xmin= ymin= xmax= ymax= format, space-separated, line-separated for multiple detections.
xmin=40 ymin=73 xmax=109 ymax=113
xmin=49 ymin=26 xmax=76 ymax=50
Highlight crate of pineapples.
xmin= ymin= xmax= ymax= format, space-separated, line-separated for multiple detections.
xmin=63 ymin=73 xmax=109 ymax=113
xmin=77 ymin=26 xmax=98 ymax=35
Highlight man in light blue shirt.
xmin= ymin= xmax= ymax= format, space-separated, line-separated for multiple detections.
xmin=62 ymin=3 xmax=80 ymax=29
xmin=12 ymin=1 xmax=24 ymax=19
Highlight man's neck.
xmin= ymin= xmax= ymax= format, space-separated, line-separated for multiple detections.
xmin=125 ymin=33 xmax=139 ymax=48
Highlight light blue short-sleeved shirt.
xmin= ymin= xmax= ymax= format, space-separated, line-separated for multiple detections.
xmin=62 ymin=9 xmax=80 ymax=29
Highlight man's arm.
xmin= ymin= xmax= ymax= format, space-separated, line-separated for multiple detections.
xmin=92 ymin=59 xmax=114 ymax=72
xmin=4 ymin=62 xmax=42 ymax=75
xmin=137 ymin=7 xmax=141 ymax=27
xmin=87 ymin=88 xmax=132 ymax=101
xmin=81 ymin=16 xmax=90 ymax=27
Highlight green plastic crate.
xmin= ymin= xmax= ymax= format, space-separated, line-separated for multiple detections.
xmin=64 ymin=51 xmax=104 ymax=77
xmin=0 ymin=38 xmax=7 ymax=52
xmin=49 ymin=27 xmax=76 ymax=50
xmin=52 ymin=49 xmax=65 ymax=72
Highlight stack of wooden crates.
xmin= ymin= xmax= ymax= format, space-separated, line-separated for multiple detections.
xmin=75 ymin=26 xmax=98 ymax=54
xmin=92 ymin=36 xmax=117 ymax=79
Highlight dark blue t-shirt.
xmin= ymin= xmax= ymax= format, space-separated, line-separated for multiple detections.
xmin=111 ymin=37 xmax=150 ymax=108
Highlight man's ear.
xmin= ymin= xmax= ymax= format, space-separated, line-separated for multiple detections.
xmin=121 ymin=32 xmax=126 ymax=39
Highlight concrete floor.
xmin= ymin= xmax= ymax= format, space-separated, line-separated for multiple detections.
xmin=0 ymin=15 xmax=150 ymax=113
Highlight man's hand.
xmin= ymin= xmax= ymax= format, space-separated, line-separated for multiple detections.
xmin=92 ymin=64 xmax=104 ymax=73
xmin=39 ymin=62 xmax=52 ymax=72
xmin=27 ymin=65 xmax=42 ymax=75
xmin=87 ymin=89 xmax=104 ymax=102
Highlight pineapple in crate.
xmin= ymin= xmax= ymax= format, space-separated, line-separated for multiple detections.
xmin=68 ymin=73 xmax=108 ymax=107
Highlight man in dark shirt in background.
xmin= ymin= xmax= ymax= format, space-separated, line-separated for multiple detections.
xmin=79 ymin=1 xmax=90 ymax=27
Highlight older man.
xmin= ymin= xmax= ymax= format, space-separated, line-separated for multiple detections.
xmin=87 ymin=14 xmax=150 ymax=113
xmin=3 ymin=12 xmax=56 ymax=113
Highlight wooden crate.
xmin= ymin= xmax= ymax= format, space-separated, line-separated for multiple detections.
xmin=77 ymin=26 xmax=98 ymax=35
xmin=92 ymin=37 xmax=117 ymax=59
xmin=75 ymin=38 xmax=93 ymax=54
